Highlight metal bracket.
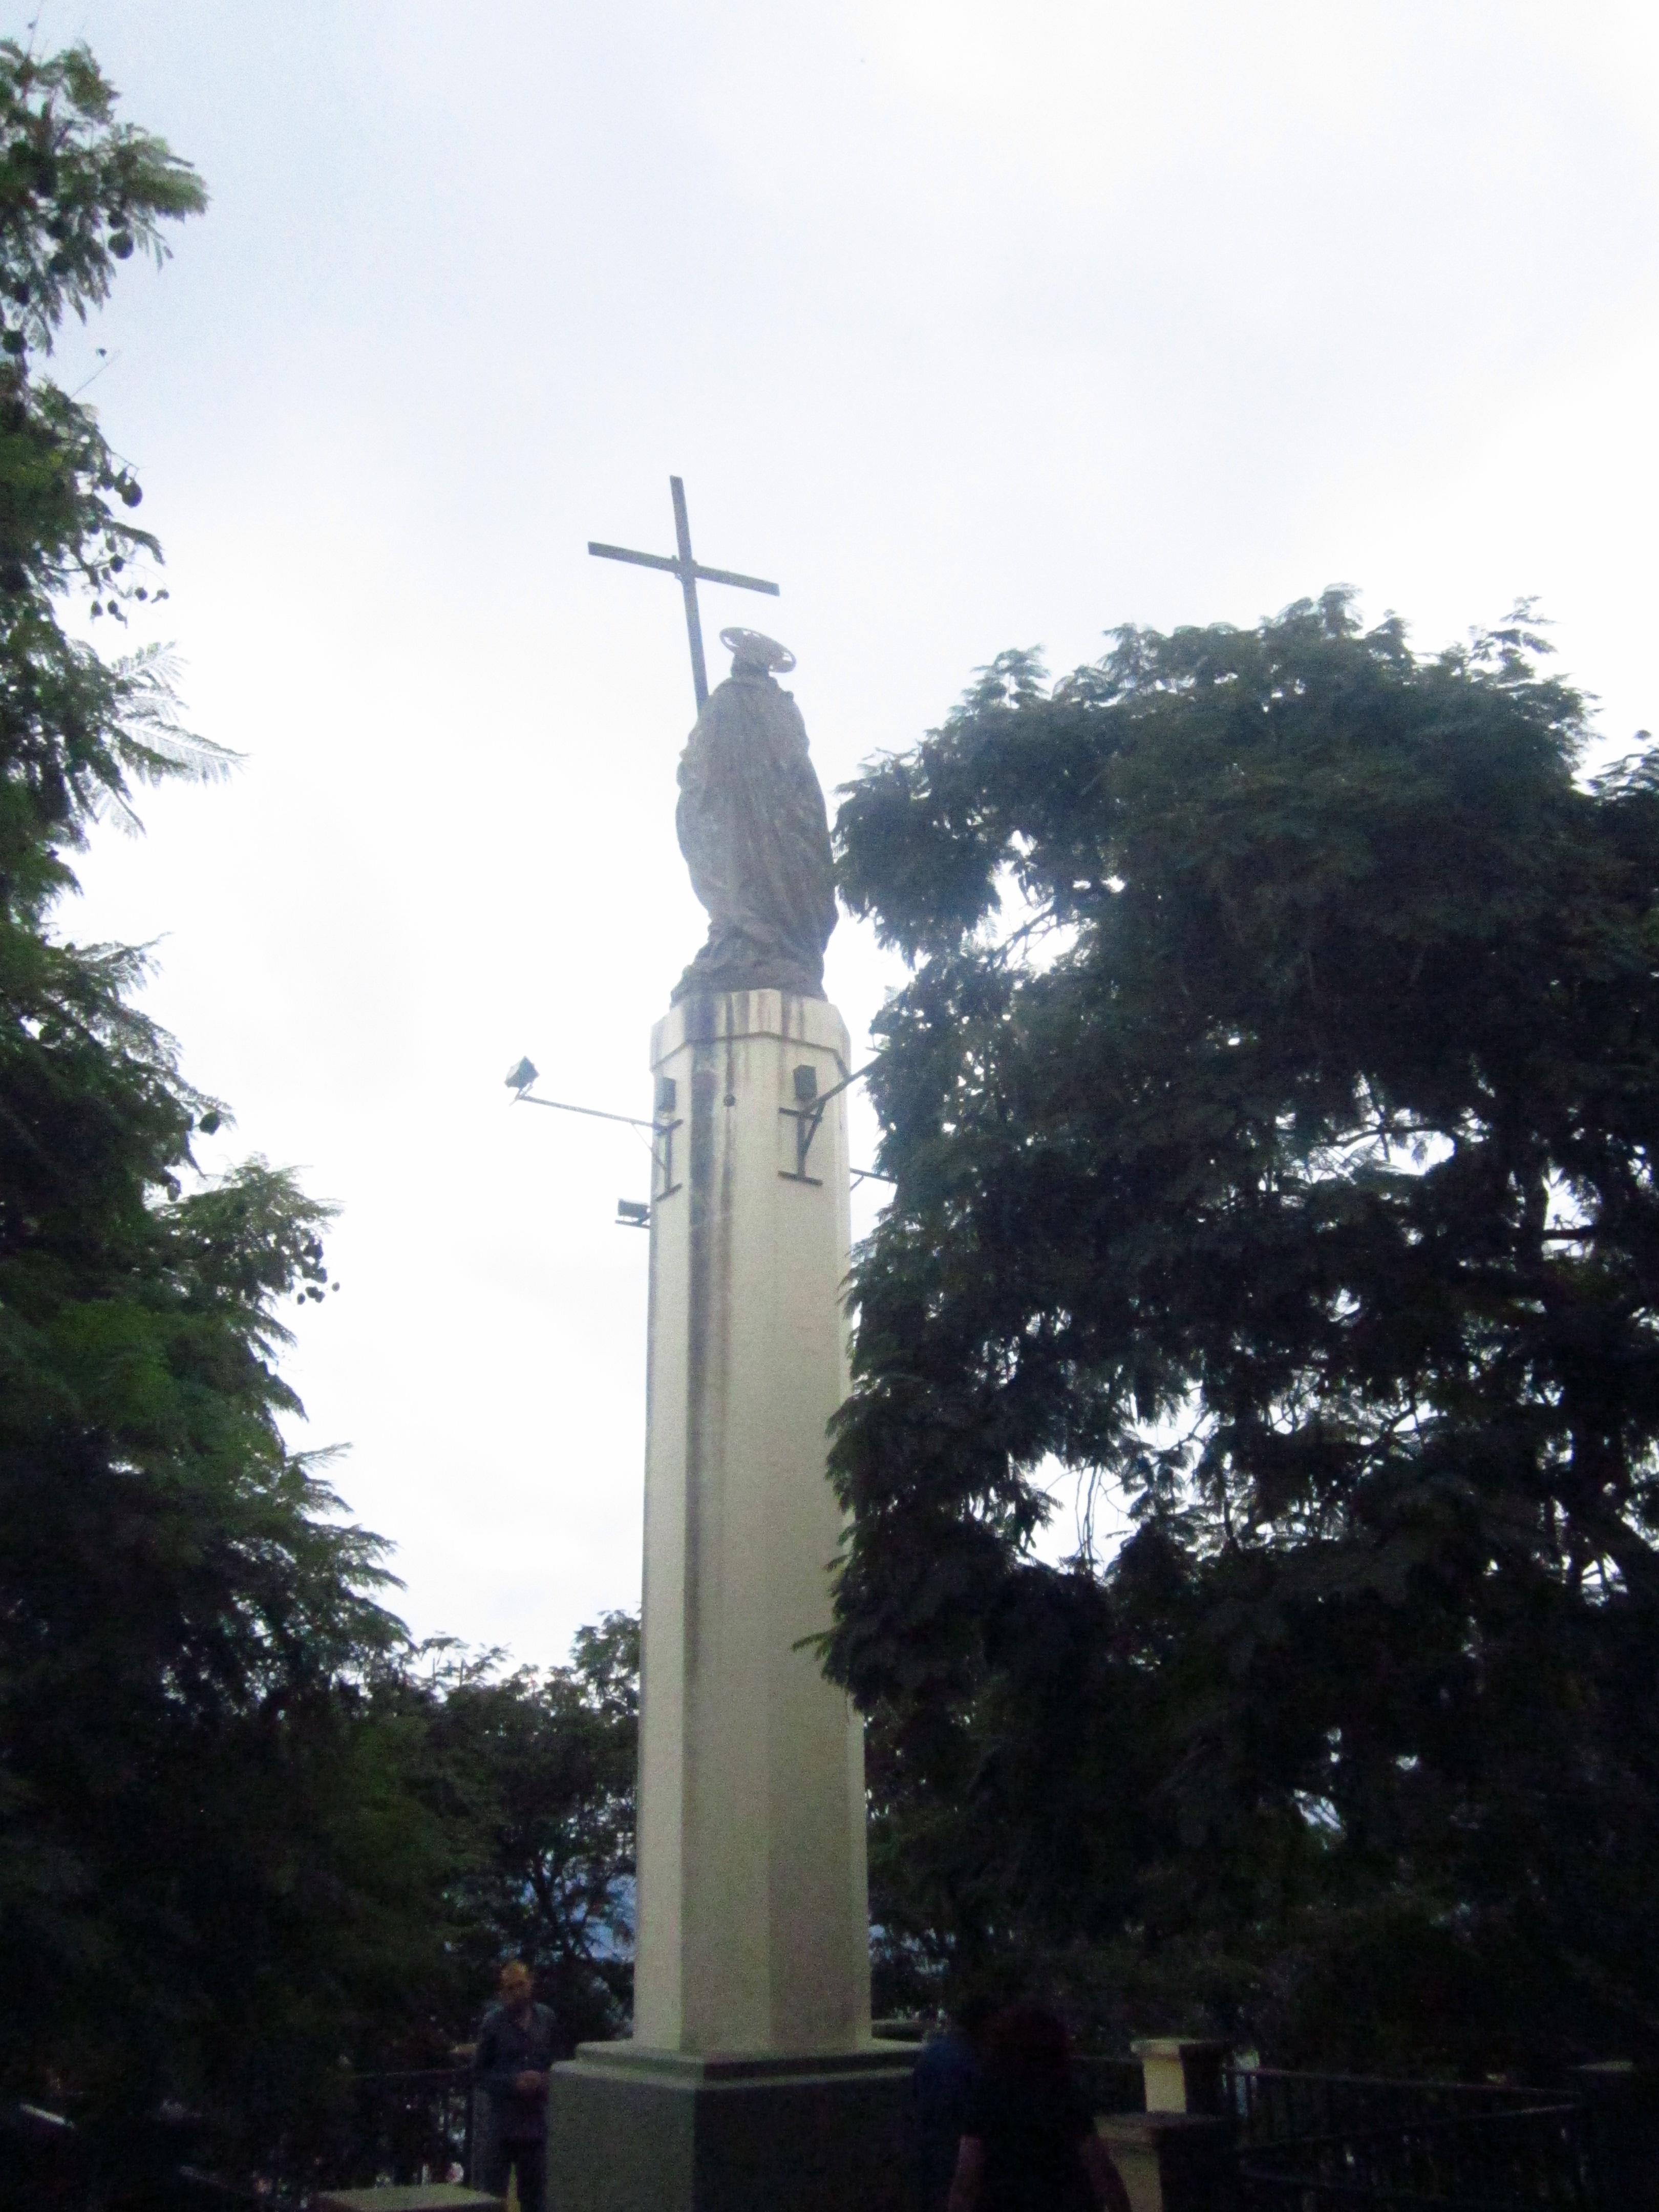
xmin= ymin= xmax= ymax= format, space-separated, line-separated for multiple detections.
xmin=653 ymin=1118 xmax=683 ymax=1198
xmin=652 ymin=1076 xmax=683 ymax=1198
xmin=777 ymin=1056 xmax=880 ymax=1183
xmin=510 ymin=1056 xmax=888 ymax=1205
xmin=778 ymin=1063 xmax=826 ymax=1183
xmin=509 ymin=1070 xmax=683 ymax=1207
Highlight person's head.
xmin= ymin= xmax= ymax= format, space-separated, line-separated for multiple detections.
xmin=498 ymin=1960 xmax=534 ymax=2009
xmin=985 ymin=2003 xmax=1072 ymax=2094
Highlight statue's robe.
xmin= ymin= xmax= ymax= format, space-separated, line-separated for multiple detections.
xmin=673 ymin=668 xmax=837 ymax=1002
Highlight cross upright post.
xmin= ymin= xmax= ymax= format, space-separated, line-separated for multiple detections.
xmin=588 ymin=475 xmax=779 ymax=712
xmin=668 ymin=476 xmax=708 ymax=710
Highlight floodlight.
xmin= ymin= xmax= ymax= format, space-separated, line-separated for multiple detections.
xmin=505 ymin=1056 xmax=538 ymax=1093
xmin=616 ymin=1199 xmax=650 ymax=1229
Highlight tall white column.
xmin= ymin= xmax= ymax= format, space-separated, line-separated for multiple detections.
xmin=631 ymin=988 xmax=871 ymax=2057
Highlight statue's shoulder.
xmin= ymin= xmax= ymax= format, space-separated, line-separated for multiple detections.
xmin=690 ymin=674 xmax=754 ymax=728
xmin=751 ymin=677 xmax=810 ymax=743
xmin=698 ymin=672 xmax=805 ymax=733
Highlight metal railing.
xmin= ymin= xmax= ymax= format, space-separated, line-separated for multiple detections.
xmin=1230 ymin=2068 xmax=1604 ymax=2212
xmin=167 ymin=2067 xmax=476 ymax=2207
xmin=1238 ymin=2099 xmax=1597 ymax=2212
xmin=328 ymin=2066 xmax=476 ymax=2193
xmin=1233 ymin=2067 xmax=1546 ymax=2146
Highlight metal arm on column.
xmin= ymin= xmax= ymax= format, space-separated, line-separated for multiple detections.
xmin=778 ymin=1056 xmax=884 ymax=1182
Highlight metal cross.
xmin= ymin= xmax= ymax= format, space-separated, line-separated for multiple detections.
xmin=588 ymin=475 xmax=779 ymax=711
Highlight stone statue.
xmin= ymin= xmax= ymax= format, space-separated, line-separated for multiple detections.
xmin=672 ymin=628 xmax=837 ymax=1002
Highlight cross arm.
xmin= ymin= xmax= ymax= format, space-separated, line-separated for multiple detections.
xmin=587 ymin=541 xmax=681 ymax=575
xmin=688 ymin=562 xmax=779 ymax=595
xmin=587 ymin=541 xmax=780 ymax=597
xmin=589 ymin=477 xmax=781 ymax=712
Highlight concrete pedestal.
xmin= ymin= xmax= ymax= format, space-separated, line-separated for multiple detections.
xmin=1132 ymin=2037 xmax=1230 ymax=2117
xmin=548 ymin=2043 xmax=914 ymax=2212
xmin=1097 ymin=2113 xmax=1237 ymax=2212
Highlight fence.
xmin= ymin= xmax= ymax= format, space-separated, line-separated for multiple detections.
xmin=238 ymin=2067 xmax=476 ymax=2203
xmin=322 ymin=2067 xmax=476 ymax=2195
xmin=1233 ymin=2068 xmax=1545 ymax=2142
xmin=1232 ymin=2068 xmax=1601 ymax=2212
xmin=12 ymin=2051 xmax=1653 ymax=2211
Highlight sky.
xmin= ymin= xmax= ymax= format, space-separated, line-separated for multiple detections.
xmin=35 ymin=0 xmax=1659 ymax=1669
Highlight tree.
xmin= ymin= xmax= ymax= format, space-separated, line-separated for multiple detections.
xmin=0 ymin=38 xmax=450 ymax=2153
xmin=416 ymin=1613 xmax=639 ymax=2049
xmin=828 ymin=594 xmax=1659 ymax=2072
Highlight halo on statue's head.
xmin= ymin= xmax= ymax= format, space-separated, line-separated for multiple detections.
xmin=721 ymin=627 xmax=795 ymax=675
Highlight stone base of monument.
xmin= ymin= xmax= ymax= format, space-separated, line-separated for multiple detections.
xmin=547 ymin=2040 xmax=916 ymax=2212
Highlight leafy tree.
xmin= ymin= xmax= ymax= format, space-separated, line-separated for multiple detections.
xmin=416 ymin=1613 xmax=639 ymax=2050
xmin=0 ymin=37 xmax=449 ymax=2154
xmin=830 ymin=595 xmax=1659 ymax=2072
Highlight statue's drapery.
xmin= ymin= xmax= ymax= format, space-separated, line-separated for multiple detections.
xmin=673 ymin=667 xmax=837 ymax=1002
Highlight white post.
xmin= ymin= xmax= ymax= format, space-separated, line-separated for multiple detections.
xmin=631 ymin=988 xmax=872 ymax=2057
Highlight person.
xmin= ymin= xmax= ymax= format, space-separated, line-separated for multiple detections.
xmin=911 ymin=1994 xmax=994 ymax=2209
xmin=947 ymin=2004 xmax=1132 ymax=2212
xmin=473 ymin=1960 xmax=559 ymax=2212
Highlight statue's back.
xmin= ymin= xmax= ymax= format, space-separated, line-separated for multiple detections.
xmin=673 ymin=652 xmax=836 ymax=1003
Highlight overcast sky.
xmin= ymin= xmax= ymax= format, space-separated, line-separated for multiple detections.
xmin=41 ymin=0 xmax=1659 ymax=1669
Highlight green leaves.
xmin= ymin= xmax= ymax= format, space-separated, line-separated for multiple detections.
xmin=0 ymin=39 xmax=205 ymax=359
xmin=0 ymin=39 xmax=214 ymax=931
xmin=830 ymin=592 xmax=1659 ymax=2068
xmin=416 ymin=1616 xmax=640 ymax=2049
xmin=0 ymin=36 xmax=438 ymax=2144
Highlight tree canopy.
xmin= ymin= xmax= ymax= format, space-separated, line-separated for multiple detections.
xmin=831 ymin=593 xmax=1659 ymax=2070
xmin=0 ymin=38 xmax=446 ymax=2144
xmin=415 ymin=1613 xmax=639 ymax=2050
xmin=0 ymin=53 xmax=653 ymax=2193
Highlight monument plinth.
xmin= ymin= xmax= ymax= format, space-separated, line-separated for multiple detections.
xmin=548 ymin=629 xmax=910 ymax=2212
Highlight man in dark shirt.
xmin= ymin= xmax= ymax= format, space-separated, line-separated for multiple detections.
xmin=474 ymin=1960 xmax=559 ymax=2212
